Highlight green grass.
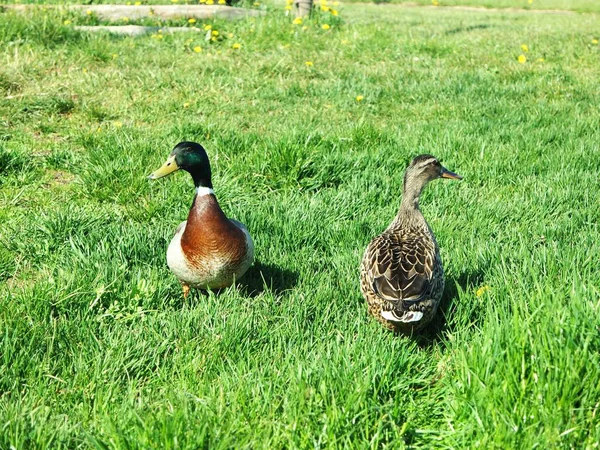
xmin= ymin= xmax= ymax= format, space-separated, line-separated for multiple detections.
xmin=1 ymin=2 xmax=600 ymax=449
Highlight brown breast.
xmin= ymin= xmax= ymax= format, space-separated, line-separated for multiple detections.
xmin=180 ymin=194 xmax=248 ymax=268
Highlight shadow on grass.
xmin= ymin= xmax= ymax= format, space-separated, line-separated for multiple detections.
xmin=239 ymin=261 xmax=299 ymax=298
xmin=416 ymin=269 xmax=484 ymax=347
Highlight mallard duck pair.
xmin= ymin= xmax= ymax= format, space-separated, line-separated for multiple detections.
xmin=149 ymin=143 xmax=462 ymax=334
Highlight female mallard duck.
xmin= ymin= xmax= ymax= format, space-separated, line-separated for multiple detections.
xmin=149 ymin=141 xmax=254 ymax=297
xmin=360 ymin=155 xmax=462 ymax=334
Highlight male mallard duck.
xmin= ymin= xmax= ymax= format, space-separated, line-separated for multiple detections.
xmin=360 ymin=155 xmax=462 ymax=334
xmin=149 ymin=141 xmax=254 ymax=297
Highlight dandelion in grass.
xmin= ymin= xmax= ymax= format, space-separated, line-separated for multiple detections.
xmin=432 ymin=0 xmax=440 ymax=5
xmin=521 ymin=44 xmax=529 ymax=52
xmin=518 ymin=54 xmax=527 ymax=64
xmin=86 ymin=9 xmax=92 ymax=15
xmin=134 ymin=1 xmax=141 ymax=5
xmin=592 ymin=39 xmax=599 ymax=45
xmin=232 ymin=43 xmax=241 ymax=49
xmin=285 ymin=5 xmax=292 ymax=10
xmin=321 ymin=5 xmax=330 ymax=11
xmin=193 ymin=46 xmax=202 ymax=53
xmin=331 ymin=9 xmax=339 ymax=16
xmin=322 ymin=24 xmax=330 ymax=30
xmin=63 ymin=19 xmax=72 ymax=25
xmin=476 ymin=285 xmax=491 ymax=297
xmin=206 ymin=0 xmax=214 ymax=4
xmin=333 ymin=1 xmax=339 ymax=5
xmin=355 ymin=95 xmax=364 ymax=102
xmin=305 ymin=61 xmax=313 ymax=66
xmin=204 ymin=24 xmax=212 ymax=30
xmin=293 ymin=17 xmax=303 ymax=25
xmin=528 ymin=0 xmax=533 ymax=3
xmin=219 ymin=0 xmax=227 ymax=4
xmin=183 ymin=102 xmax=190 ymax=108
xmin=189 ymin=18 xmax=197 ymax=24
xmin=171 ymin=0 xmax=178 ymax=3
xmin=253 ymin=2 xmax=261 ymax=5
xmin=122 ymin=17 xmax=130 ymax=23
xmin=112 ymin=53 xmax=118 ymax=59
xmin=341 ymin=39 xmax=349 ymax=45
xmin=227 ymin=32 xmax=233 ymax=38
xmin=537 ymin=57 xmax=544 ymax=62
xmin=302 ymin=25 xmax=308 ymax=31
xmin=113 ymin=121 xmax=123 ymax=128
xmin=212 ymin=30 xmax=219 ymax=36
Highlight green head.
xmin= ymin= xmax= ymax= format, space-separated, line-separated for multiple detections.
xmin=148 ymin=141 xmax=213 ymax=188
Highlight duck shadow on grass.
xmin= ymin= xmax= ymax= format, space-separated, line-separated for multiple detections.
xmin=239 ymin=261 xmax=299 ymax=298
xmin=415 ymin=269 xmax=485 ymax=347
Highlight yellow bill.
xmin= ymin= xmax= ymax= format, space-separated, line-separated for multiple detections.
xmin=148 ymin=155 xmax=179 ymax=180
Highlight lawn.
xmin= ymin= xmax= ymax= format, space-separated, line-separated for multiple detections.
xmin=1 ymin=2 xmax=600 ymax=448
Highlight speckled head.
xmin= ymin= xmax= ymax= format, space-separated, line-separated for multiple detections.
xmin=402 ymin=154 xmax=462 ymax=207
xmin=148 ymin=141 xmax=213 ymax=188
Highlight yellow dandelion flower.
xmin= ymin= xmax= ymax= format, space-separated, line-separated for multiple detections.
xmin=82 ymin=68 xmax=88 ymax=73
xmin=86 ymin=9 xmax=92 ymax=15
xmin=475 ymin=285 xmax=491 ymax=297
xmin=204 ymin=24 xmax=212 ymax=30
xmin=528 ymin=0 xmax=533 ymax=3
xmin=218 ymin=0 xmax=226 ymax=3
xmin=355 ymin=95 xmax=364 ymax=102
xmin=126 ymin=1 xmax=131 ymax=4
xmin=206 ymin=0 xmax=214 ymax=4
xmin=193 ymin=46 xmax=202 ymax=52
xmin=432 ymin=0 xmax=440 ymax=5
xmin=227 ymin=32 xmax=233 ymax=38
xmin=321 ymin=5 xmax=330 ymax=11
xmin=518 ymin=54 xmax=527 ymax=64
xmin=537 ymin=58 xmax=544 ymax=62
xmin=305 ymin=61 xmax=313 ymax=66
xmin=592 ymin=39 xmax=599 ymax=45
xmin=211 ymin=37 xmax=217 ymax=42
xmin=253 ymin=2 xmax=261 ymax=5
xmin=63 ymin=19 xmax=72 ymax=25
xmin=332 ymin=1 xmax=339 ymax=5
xmin=293 ymin=17 xmax=302 ymax=25
xmin=212 ymin=30 xmax=219 ymax=36
xmin=521 ymin=44 xmax=529 ymax=52
xmin=122 ymin=17 xmax=129 ymax=22
xmin=171 ymin=0 xmax=178 ymax=3
xmin=341 ymin=39 xmax=349 ymax=45
xmin=286 ymin=0 xmax=293 ymax=3
xmin=331 ymin=9 xmax=338 ymax=15
xmin=322 ymin=24 xmax=330 ymax=30
xmin=97 ymin=127 xmax=102 ymax=133
xmin=113 ymin=121 xmax=123 ymax=128
xmin=189 ymin=18 xmax=197 ymax=24
xmin=285 ymin=5 xmax=292 ymax=9
xmin=158 ymin=29 xmax=163 ymax=33
xmin=112 ymin=53 xmax=118 ymax=59
xmin=232 ymin=42 xmax=241 ymax=49
xmin=183 ymin=102 xmax=190 ymax=108
xmin=134 ymin=1 xmax=141 ymax=5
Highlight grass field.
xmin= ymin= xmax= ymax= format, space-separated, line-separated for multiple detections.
xmin=1 ymin=1 xmax=600 ymax=448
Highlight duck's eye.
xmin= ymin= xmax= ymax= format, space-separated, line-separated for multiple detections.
xmin=167 ymin=162 xmax=172 ymax=166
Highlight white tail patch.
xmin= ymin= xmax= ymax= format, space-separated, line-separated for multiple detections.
xmin=195 ymin=187 xmax=215 ymax=197
xmin=381 ymin=310 xmax=424 ymax=323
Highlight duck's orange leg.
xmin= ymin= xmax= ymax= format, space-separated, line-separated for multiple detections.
xmin=181 ymin=282 xmax=190 ymax=299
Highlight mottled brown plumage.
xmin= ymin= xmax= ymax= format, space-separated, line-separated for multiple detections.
xmin=360 ymin=155 xmax=462 ymax=334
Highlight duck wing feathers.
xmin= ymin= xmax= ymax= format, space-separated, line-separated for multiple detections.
xmin=364 ymin=229 xmax=436 ymax=308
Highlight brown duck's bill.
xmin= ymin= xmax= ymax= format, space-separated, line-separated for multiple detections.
xmin=148 ymin=155 xmax=179 ymax=180
xmin=440 ymin=167 xmax=463 ymax=180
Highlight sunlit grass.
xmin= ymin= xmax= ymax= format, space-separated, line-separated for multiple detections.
xmin=1 ymin=3 xmax=600 ymax=448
